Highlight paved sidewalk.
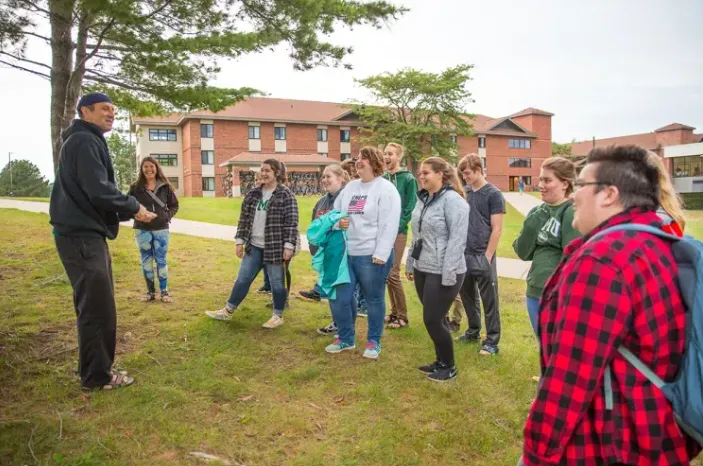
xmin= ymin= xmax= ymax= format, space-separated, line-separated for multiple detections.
xmin=0 ymin=199 xmax=531 ymax=280
xmin=502 ymin=192 xmax=543 ymax=216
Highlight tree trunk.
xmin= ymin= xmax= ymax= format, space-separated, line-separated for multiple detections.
xmin=63 ymin=13 xmax=89 ymax=136
xmin=49 ymin=0 xmax=76 ymax=173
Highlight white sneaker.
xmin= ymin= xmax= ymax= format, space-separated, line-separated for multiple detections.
xmin=263 ymin=314 xmax=284 ymax=329
xmin=206 ymin=307 xmax=233 ymax=321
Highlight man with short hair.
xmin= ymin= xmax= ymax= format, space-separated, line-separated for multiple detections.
xmin=456 ymin=154 xmax=505 ymax=355
xmin=383 ymin=142 xmax=417 ymax=328
xmin=50 ymin=92 xmax=156 ymax=390
xmin=521 ymin=145 xmax=700 ymax=465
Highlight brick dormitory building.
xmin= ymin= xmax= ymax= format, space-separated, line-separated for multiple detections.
xmin=132 ymin=97 xmax=555 ymax=197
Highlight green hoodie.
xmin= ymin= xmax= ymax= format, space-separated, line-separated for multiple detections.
xmin=512 ymin=200 xmax=582 ymax=298
xmin=384 ymin=169 xmax=418 ymax=235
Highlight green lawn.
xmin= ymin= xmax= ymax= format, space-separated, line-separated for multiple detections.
xmin=0 ymin=209 xmax=538 ymax=466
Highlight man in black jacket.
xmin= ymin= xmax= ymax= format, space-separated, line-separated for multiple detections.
xmin=50 ymin=92 xmax=156 ymax=390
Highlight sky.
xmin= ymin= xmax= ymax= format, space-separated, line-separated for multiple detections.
xmin=0 ymin=0 xmax=701 ymax=181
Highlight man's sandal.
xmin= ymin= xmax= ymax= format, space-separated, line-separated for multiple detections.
xmin=160 ymin=293 xmax=173 ymax=303
xmin=388 ymin=318 xmax=408 ymax=329
xmin=83 ymin=371 xmax=135 ymax=391
xmin=140 ymin=293 xmax=156 ymax=302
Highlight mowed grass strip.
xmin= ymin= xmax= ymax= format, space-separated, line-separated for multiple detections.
xmin=1 ymin=209 xmax=539 ymax=466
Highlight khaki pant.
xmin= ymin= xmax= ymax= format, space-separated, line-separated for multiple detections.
xmin=449 ymin=295 xmax=463 ymax=323
xmin=387 ymin=233 xmax=409 ymax=321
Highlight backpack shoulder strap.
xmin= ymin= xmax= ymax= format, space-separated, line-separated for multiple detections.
xmin=590 ymin=223 xmax=682 ymax=244
xmin=145 ymin=188 xmax=168 ymax=211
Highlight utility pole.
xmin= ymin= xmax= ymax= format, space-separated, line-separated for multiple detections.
xmin=8 ymin=152 xmax=13 ymax=196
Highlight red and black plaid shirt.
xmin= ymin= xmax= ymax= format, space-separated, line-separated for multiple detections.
xmin=523 ymin=208 xmax=700 ymax=465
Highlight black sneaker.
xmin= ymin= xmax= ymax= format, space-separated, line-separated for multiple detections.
xmin=456 ymin=331 xmax=480 ymax=343
xmin=479 ymin=344 xmax=499 ymax=356
xmin=427 ymin=364 xmax=458 ymax=382
xmin=316 ymin=322 xmax=338 ymax=335
xmin=418 ymin=361 xmax=440 ymax=374
xmin=257 ymin=286 xmax=271 ymax=294
xmin=299 ymin=289 xmax=321 ymax=302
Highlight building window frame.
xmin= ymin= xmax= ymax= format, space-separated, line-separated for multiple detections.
xmin=149 ymin=129 xmax=177 ymax=141
xmin=450 ymin=135 xmax=458 ymax=144
xmin=274 ymin=127 xmax=286 ymax=140
xmin=673 ymin=156 xmax=703 ymax=178
xmin=509 ymin=138 xmax=531 ymax=149
xmin=341 ymin=153 xmax=351 ymax=161
xmin=151 ymin=153 xmax=178 ymax=166
xmin=248 ymin=125 xmax=261 ymax=140
xmin=340 ymin=129 xmax=351 ymax=143
xmin=201 ymin=150 xmax=214 ymax=165
xmin=317 ymin=128 xmax=328 ymax=142
xmin=318 ymin=152 xmax=328 ymax=158
xmin=200 ymin=124 xmax=214 ymax=138
xmin=478 ymin=136 xmax=486 ymax=149
xmin=509 ymin=157 xmax=532 ymax=168
xmin=202 ymin=177 xmax=215 ymax=192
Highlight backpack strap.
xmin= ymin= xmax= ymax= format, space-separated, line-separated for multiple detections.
xmin=145 ymin=188 xmax=169 ymax=212
xmin=594 ymin=223 xmax=676 ymax=411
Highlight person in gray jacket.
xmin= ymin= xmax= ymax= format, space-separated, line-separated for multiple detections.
xmin=406 ymin=157 xmax=469 ymax=382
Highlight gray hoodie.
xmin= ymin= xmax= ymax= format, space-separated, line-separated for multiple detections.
xmin=405 ymin=186 xmax=469 ymax=286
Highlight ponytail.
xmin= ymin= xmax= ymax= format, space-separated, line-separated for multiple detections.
xmin=421 ymin=157 xmax=465 ymax=198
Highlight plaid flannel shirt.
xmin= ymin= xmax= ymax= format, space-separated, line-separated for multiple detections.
xmin=235 ymin=184 xmax=299 ymax=264
xmin=523 ymin=208 xmax=700 ymax=466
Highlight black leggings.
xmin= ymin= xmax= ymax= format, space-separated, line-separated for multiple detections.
xmin=413 ymin=270 xmax=465 ymax=367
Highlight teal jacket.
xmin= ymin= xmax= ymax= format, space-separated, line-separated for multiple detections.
xmin=306 ymin=210 xmax=350 ymax=299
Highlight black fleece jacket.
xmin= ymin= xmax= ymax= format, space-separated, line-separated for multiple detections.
xmin=50 ymin=119 xmax=140 ymax=239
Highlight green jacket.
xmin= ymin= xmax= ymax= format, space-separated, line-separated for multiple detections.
xmin=307 ymin=210 xmax=350 ymax=299
xmin=384 ymin=170 xmax=418 ymax=235
xmin=512 ymin=200 xmax=581 ymax=298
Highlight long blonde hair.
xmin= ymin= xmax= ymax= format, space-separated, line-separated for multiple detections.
xmin=421 ymin=157 xmax=464 ymax=198
xmin=647 ymin=151 xmax=686 ymax=230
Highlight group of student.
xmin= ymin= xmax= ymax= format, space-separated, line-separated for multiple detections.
xmin=50 ymin=92 xmax=702 ymax=465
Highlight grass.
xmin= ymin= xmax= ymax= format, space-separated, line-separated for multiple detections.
xmin=0 ymin=209 xmax=539 ymax=466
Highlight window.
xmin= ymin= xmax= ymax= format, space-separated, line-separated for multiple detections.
xmin=319 ymin=153 xmax=328 ymax=158
xmin=201 ymin=150 xmax=214 ymax=165
xmin=509 ymin=158 xmax=532 ymax=168
xmin=274 ymin=127 xmax=286 ymax=140
xmin=673 ymin=156 xmax=703 ymax=178
xmin=341 ymin=153 xmax=351 ymax=161
xmin=149 ymin=129 xmax=177 ymax=141
xmin=340 ymin=129 xmax=351 ymax=143
xmin=478 ymin=136 xmax=486 ymax=149
xmin=523 ymin=176 xmax=532 ymax=186
xmin=200 ymin=124 xmax=214 ymax=138
xmin=317 ymin=128 xmax=328 ymax=142
xmin=202 ymin=177 xmax=215 ymax=191
xmin=509 ymin=138 xmax=531 ymax=149
xmin=248 ymin=125 xmax=260 ymax=139
xmin=450 ymin=135 xmax=457 ymax=144
xmin=152 ymin=154 xmax=178 ymax=166
xmin=168 ymin=177 xmax=179 ymax=189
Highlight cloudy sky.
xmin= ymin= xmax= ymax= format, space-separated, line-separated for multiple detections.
xmin=1 ymin=0 xmax=701 ymax=180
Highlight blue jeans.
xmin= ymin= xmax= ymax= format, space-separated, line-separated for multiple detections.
xmin=313 ymin=283 xmax=327 ymax=298
xmin=329 ymin=253 xmax=393 ymax=346
xmin=135 ymin=229 xmax=170 ymax=293
xmin=526 ymin=296 xmax=540 ymax=337
xmin=227 ymin=246 xmax=287 ymax=315
xmin=263 ymin=261 xmax=291 ymax=293
xmin=354 ymin=283 xmax=367 ymax=311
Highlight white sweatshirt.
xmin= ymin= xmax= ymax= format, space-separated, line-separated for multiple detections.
xmin=334 ymin=177 xmax=401 ymax=262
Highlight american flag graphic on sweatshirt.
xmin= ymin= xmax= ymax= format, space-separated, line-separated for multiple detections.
xmin=348 ymin=196 xmax=367 ymax=213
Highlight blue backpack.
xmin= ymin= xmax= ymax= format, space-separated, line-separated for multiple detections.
xmin=591 ymin=224 xmax=703 ymax=446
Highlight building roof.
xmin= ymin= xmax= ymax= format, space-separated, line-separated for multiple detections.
xmin=220 ymin=152 xmax=338 ymax=167
xmin=509 ymin=107 xmax=555 ymax=118
xmin=570 ymin=123 xmax=699 ymax=156
xmin=133 ymin=97 xmax=552 ymax=138
xmin=654 ymin=123 xmax=696 ymax=132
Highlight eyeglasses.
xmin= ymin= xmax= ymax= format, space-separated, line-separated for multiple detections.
xmin=574 ymin=180 xmax=609 ymax=189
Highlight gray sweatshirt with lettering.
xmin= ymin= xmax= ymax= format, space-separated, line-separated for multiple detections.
xmin=405 ymin=186 xmax=469 ymax=286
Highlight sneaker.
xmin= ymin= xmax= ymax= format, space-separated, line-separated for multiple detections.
xmin=362 ymin=342 xmax=381 ymax=360
xmin=325 ymin=339 xmax=356 ymax=354
xmin=357 ymin=307 xmax=368 ymax=318
xmin=316 ymin=322 xmax=338 ymax=336
xmin=427 ymin=364 xmax=458 ymax=382
xmin=418 ymin=361 xmax=440 ymax=374
xmin=299 ymin=289 xmax=321 ymax=302
xmin=206 ymin=307 xmax=234 ymax=321
xmin=479 ymin=344 xmax=499 ymax=356
xmin=456 ymin=331 xmax=480 ymax=343
xmin=448 ymin=321 xmax=461 ymax=333
xmin=263 ymin=314 xmax=284 ymax=329
xmin=257 ymin=286 xmax=271 ymax=294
